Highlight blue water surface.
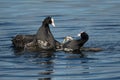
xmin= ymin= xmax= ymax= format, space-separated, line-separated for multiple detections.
xmin=0 ymin=0 xmax=120 ymax=80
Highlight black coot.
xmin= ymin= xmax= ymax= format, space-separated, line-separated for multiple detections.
xmin=63 ymin=31 xmax=89 ymax=52
xmin=35 ymin=16 xmax=59 ymax=50
xmin=12 ymin=16 xmax=61 ymax=51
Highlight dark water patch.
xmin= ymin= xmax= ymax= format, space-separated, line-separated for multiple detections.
xmin=0 ymin=74 xmax=40 ymax=77
xmin=0 ymin=67 xmax=45 ymax=71
xmin=92 ymin=24 xmax=120 ymax=27
xmin=56 ymin=55 xmax=98 ymax=61
xmin=0 ymin=22 xmax=15 ymax=26
xmin=0 ymin=55 xmax=17 ymax=59
xmin=0 ymin=22 xmax=28 ymax=26
xmin=92 ymin=77 xmax=120 ymax=80
xmin=43 ymin=0 xmax=66 ymax=3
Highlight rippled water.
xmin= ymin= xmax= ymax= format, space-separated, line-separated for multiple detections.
xmin=0 ymin=0 xmax=120 ymax=80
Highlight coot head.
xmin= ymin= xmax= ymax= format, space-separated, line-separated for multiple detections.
xmin=42 ymin=16 xmax=55 ymax=27
xmin=78 ymin=31 xmax=89 ymax=40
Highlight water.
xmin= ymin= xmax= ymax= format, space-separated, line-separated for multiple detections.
xmin=0 ymin=0 xmax=120 ymax=80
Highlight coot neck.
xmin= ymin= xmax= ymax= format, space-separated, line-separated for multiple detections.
xmin=81 ymin=37 xmax=88 ymax=41
xmin=78 ymin=36 xmax=89 ymax=45
xmin=42 ymin=19 xmax=49 ymax=26
xmin=81 ymin=34 xmax=89 ymax=41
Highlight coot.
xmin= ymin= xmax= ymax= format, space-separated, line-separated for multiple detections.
xmin=63 ymin=31 xmax=89 ymax=52
xmin=25 ymin=16 xmax=61 ymax=50
xmin=12 ymin=16 xmax=61 ymax=51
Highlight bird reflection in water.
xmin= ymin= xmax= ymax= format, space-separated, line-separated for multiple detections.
xmin=13 ymin=48 xmax=54 ymax=80
xmin=35 ymin=51 xmax=54 ymax=80
xmin=64 ymin=52 xmax=92 ymax=75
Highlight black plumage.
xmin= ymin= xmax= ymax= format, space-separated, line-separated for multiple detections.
xmin=12 ymin=16 xmax=61 ymax=51
xmin=63 ymin=32 xmax=89 ymax=52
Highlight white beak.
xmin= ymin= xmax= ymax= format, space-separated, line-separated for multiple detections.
xmin=77 ymin=33 xmax=81 ymax=37
xmin=51 ymin=18 xmax=55 ymax=27
xmin=77 ymin=31 xmax=84 ymax=36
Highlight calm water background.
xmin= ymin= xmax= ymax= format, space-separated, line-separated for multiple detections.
xmin=0 ymin=0 xmax=120 ymax=80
